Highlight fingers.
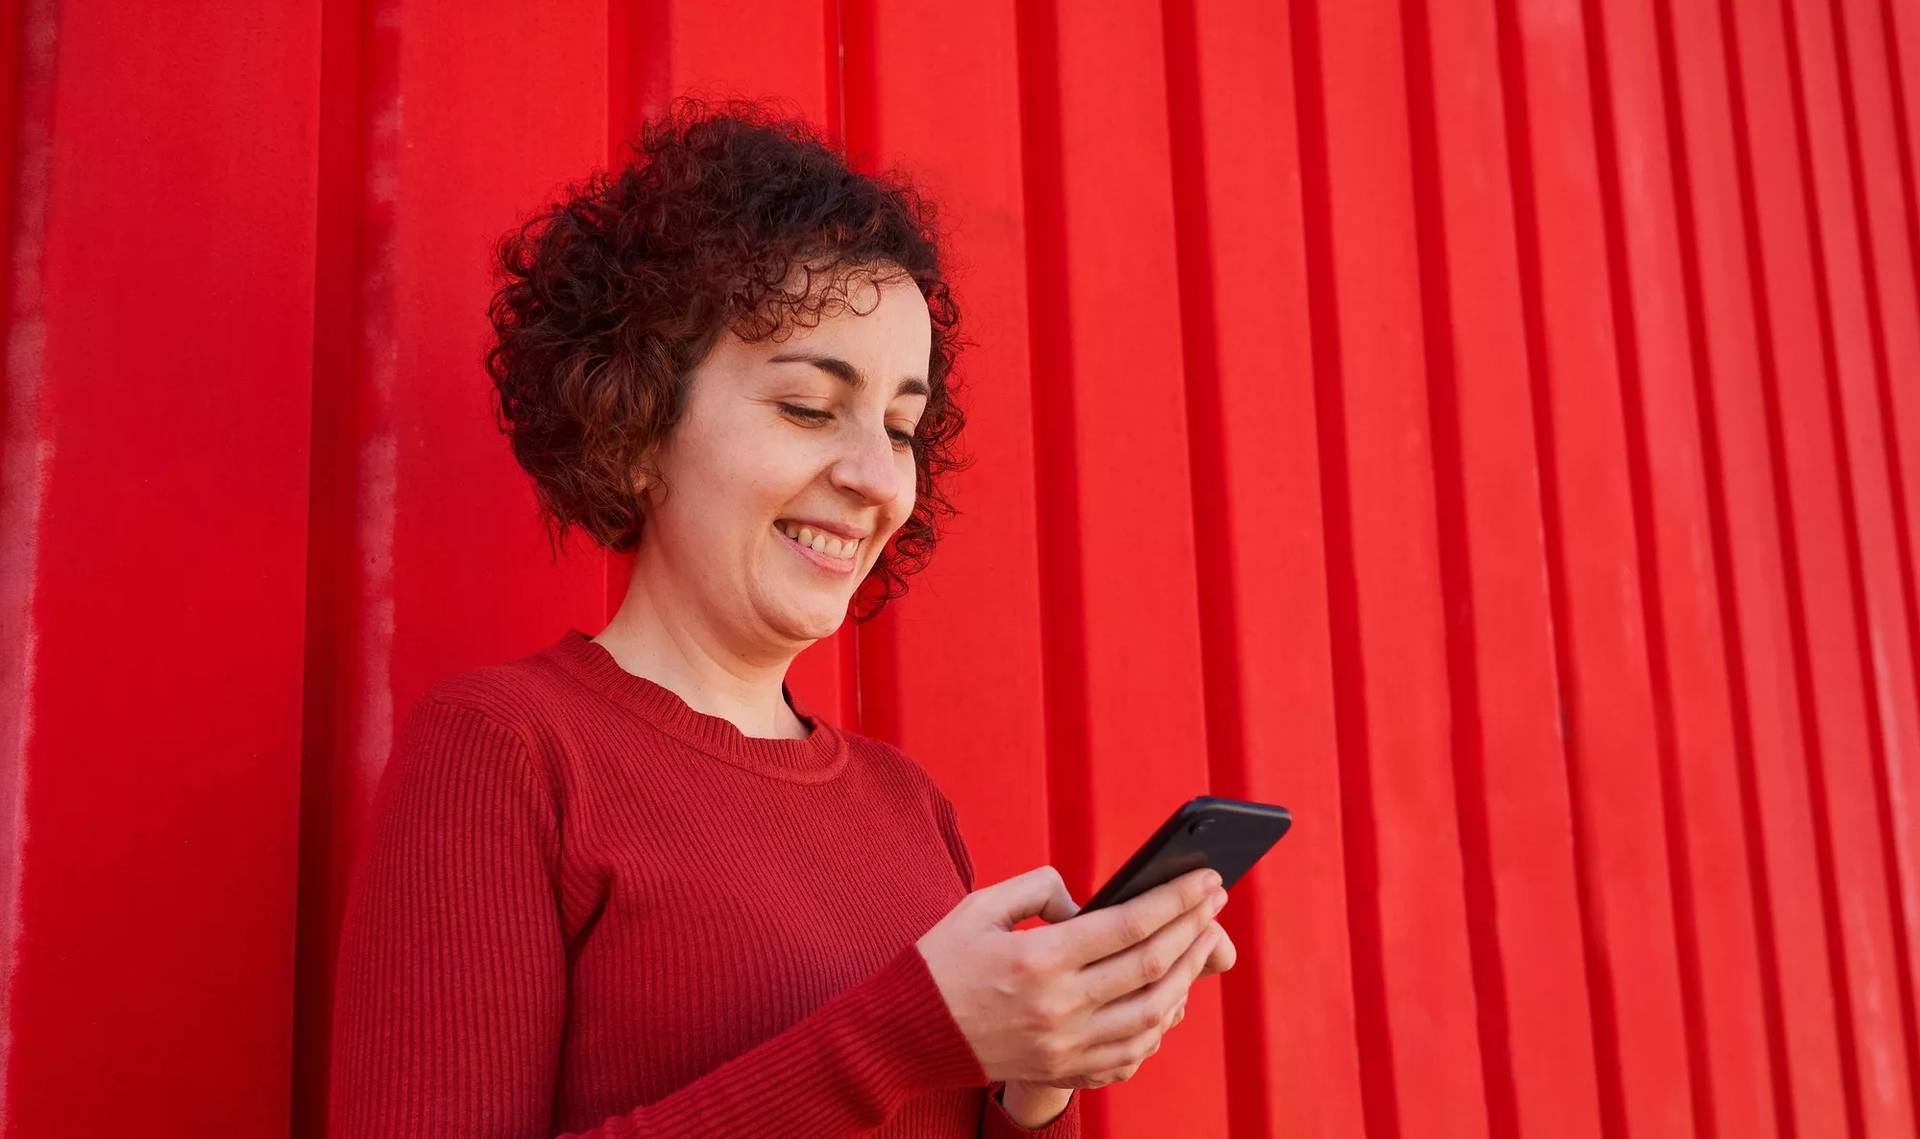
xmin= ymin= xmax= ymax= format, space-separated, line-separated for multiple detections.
xmin=1082 ymin=923 xmax=1219 ymax=1048
xmin=1198 ymin=920 xmax=1237 ymax=978
xmin=1078 ymin=1015 xmax=1179 ymax=1075
xmin=974 ymin=865 xmax=1081 ymax=929
xmin=1061 ymin=996 xmax=1190 ymax=1091
xmin=1041 ymin=867 xmax=1222 ymax=966
xmin=1077 ymin=886 xmax=1225 ymax=1005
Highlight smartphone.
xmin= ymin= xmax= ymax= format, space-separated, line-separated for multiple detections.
xmin=1077 ymin=796 xmax=1292 ymax=914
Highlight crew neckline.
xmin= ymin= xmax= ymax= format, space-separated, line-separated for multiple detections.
xmin=542 ymin=628 xmax=850 ymax=784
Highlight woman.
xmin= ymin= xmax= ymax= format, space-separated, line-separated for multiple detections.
xmin=329 ymin=101 xmax=1233 ymax=1138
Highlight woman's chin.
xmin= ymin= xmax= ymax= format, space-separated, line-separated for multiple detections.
xmin=761 ymin=596 xmax=852 ymax=644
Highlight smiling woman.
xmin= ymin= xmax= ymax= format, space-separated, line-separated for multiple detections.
xmin=628 ymin=274 xmax=937 ymax=663
xmin=325 ymin=99 xmax=1233 ymax=1139
xmin=483 ymin=101 xmax=964 ymax=618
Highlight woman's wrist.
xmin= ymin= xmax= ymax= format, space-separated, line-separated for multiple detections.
xmin=999 ymin=1080 xmax=1073 ymax=1129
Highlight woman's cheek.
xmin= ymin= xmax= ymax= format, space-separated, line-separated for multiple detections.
xmin=883 ymin=497 xmax=913 ymax=547
xmin=893 ymin=456 xmax=917 ymax=520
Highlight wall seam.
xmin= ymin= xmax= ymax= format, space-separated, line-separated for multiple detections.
xmin=1717 ymin=0 xmax=1870 ymax=1131
xmin=1824 ymin=8 xmax=1920 ymax=1127
xmin=1575 ymin=0 xmax=1720 ymax=1132
xmin=1286 ymin=0 xmax=1400 ymax=1135
xmin=0 ymin=1 xmax=54 ymax=1129
xmin=1395 ymin=0 xmax=1524 ymax=1134
xmin=1649 ymin=0 xmax=1801 ymax=1129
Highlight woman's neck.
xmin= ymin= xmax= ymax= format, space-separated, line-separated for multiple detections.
xmin=591 ymin=575 xmax=810 ymax=740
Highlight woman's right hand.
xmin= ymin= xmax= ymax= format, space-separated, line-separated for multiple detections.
xmin=914 ymin=865 xmax=1228 ymax=1089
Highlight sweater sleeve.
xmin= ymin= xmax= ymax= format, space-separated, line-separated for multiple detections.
xmin=329 ymin=696 xmax=990 ymax=1139
xmin=929 ymin=791 xmax=1083 ymax=1139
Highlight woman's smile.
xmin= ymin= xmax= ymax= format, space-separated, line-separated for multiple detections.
xmin=774 ymin=519 xmax=864 ymax=574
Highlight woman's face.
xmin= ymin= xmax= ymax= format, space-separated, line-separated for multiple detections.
xmin=637 ymin=270 xmax=932 ymax=656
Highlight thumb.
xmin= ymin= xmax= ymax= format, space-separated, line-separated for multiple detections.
xmin=973 ymin=865 xmax=1081 ymax=929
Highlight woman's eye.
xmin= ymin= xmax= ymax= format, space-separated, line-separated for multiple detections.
xmin=887 ymin=428 xmax=915 ymax=449
xmin=778 ymin=403 xmax=832 ymax=423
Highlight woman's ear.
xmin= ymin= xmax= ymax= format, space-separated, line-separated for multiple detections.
xmin=630 ymin=457 xmax=666 ymax=513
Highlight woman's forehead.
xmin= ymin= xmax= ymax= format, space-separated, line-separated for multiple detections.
xmin=735 ymin=271 xmax=930 ymax=355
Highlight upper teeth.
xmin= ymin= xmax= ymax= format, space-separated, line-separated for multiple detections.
xmin=779 ymin=522 xmax=857 ymax=559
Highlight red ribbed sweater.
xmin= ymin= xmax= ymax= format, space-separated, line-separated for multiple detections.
xmin=329 ymin=628 xmax=1080 ymax=1138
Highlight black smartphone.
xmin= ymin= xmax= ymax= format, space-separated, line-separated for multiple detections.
xmin=1077 ymin=796 xmax=1292 ymax=913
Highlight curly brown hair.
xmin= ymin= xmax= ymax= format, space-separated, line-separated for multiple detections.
xmin=485 ymin=97 xmax=965 ymax=616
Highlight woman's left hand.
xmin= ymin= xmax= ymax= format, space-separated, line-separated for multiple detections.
xmin=1004 ymin=916 xmax=1236 ymax=1113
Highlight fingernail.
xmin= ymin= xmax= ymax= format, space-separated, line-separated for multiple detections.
xmin=1208 ymin=890 xmax=1228 ymax=915
xmin=1207 ymin=870 xmax=1225 ymax=890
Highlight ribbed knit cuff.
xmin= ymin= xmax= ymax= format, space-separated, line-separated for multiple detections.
xmin=983 ymin=1082 xmax=1081 ymax=1137
xmin=844 ymin=942 xmax=991 ymax=1095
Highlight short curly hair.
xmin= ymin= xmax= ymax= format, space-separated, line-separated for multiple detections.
xmin=485 ymin=97 xmax=965 ymax=616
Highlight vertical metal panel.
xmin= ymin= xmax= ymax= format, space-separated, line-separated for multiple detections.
xmin=1292 ymin=0 xmax=1491 ymax=1134
xmin=1786 ymin=0 xmax=1920 ymax=1114
xmin=1884 ymin=3 xmax=1920 ymax=361
xmin=1402 ymin=0 xmax=1606 ymax=1133
xmin=0 ymin=2 xmax=322 ymax=1134
xmin=659 ymin=0 xmax=830 ymax=124
xmin=1829 ymin=0 xmax=1920 ymax=1104
xmin=1494 ymin=0 xmax=1698 ymax=1131
xmin=1013 ymin=2 xmax=1227 ymax=1133
xmin=1831 ymin=0 xmax=1920 ymax=555
xmin=1661 ymin=0 xmax=1855 ymax=1132
xmin=0 ymin=0 xmax=19 ymax=459
xmin=1161 ymin=1 xmax=1364 ymax=1134
xmin=1726 ymin=0 xmax=1919 ymax=1133
xmin=1582 ymin=0 xmax=1780 ymax=1132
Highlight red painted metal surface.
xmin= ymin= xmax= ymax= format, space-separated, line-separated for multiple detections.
xmin=1293 ymin=0 xmax=1489 ymax=1134
xmin=1405 ymin=0 xmax=1603 ymax=1134
xmin=3 ymin=1 xmax=1920 ymax=1136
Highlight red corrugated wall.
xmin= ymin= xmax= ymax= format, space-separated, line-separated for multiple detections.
xmin=2 ymin=0 xmax=1919 ymax=1136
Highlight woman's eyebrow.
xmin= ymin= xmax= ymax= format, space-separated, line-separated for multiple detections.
xmin=769 ymin=350 xmax=930 ymax=397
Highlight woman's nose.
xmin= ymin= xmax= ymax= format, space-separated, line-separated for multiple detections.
xmin=828 ymin=422 xmax=906 ymax=505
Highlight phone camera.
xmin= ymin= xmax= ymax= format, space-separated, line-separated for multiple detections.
xmin=1189 ymin=817 xmax=1215 ymax=836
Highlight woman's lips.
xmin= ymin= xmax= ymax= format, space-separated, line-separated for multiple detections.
xmin=775 ymin=521 xmax=857 ymax=574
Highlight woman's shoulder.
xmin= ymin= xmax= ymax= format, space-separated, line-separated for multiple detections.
xmin=834 ymin=730 xmax=975 ymax=888
xmin=835 ymin=727 xmax=940 ymax=792
xmin=835 ymin=731 xmax=966 ymax=831
xmin=372 ymin=646 xmax=587 ymax=824
xmin=414 ymin=656 xmax=559 ymax=724
xmin=386 ymin=640 xmax=593 ymax=786
xmin=404 ymin=634 xmax=589 ymax=730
